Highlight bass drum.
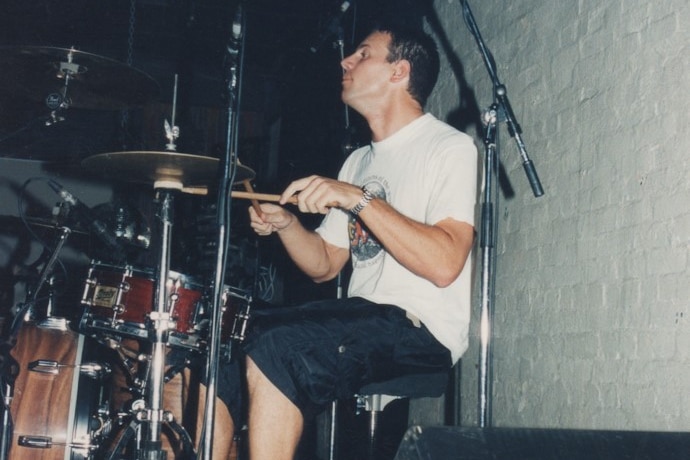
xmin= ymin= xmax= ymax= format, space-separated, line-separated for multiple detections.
xmin=9 ymin=322 xmax=112 ymax=459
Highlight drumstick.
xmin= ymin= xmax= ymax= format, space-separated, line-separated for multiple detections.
xmin=231 ymin=190 xmax=299 ymax=205
xmin=241 ymin=179 xmax=263 ymax=215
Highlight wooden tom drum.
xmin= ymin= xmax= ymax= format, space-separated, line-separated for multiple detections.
xmin=79 ymin=262 xmax=205 ymax=349
xmin=9 ymin=322 xmax=112 ymax=459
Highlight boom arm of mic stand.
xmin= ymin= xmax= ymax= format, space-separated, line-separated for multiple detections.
xmin=494 ymin=85 xmax=543 ymax=197
xmin=461 ymin=0 xmax=544 ymax=198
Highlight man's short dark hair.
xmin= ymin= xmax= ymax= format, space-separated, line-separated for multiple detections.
xmin=371 ymin=24 xmax=441 ymax=107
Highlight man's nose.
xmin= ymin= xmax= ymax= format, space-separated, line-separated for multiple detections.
xmin=341 ymin=54 xmax=355 ymax=71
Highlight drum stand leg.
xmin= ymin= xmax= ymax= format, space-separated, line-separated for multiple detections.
xmin=106 ymin=187 xmax=183 ymax=460
xmin=105 ymin=418 xmax=138 ymax=460
xmin=105 ymin=409 xmax=196 ymax=460
xmin=0 ymin=382 xmax=13 ymax=460
xmin=102 ymin=338 xmax=199 ymax=460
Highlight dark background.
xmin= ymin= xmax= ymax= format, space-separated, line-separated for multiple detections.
xmin=0 ymin=0 xmax=432 ymax=305
xmin=0 ymin=3 xmax=471 ymax=458
xmin=0 ymin=0 xmax=487 ymax=305
xmin=0 ymin=0 xmax=428 ymax=173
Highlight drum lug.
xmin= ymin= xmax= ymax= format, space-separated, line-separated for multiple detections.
xmin=27 ymin=359 xmax=112 ymax=380
xmin=168 ymin=292 xmax=180 ymax=310
xmin=17 ymin=435 xmax=53 ymax=449
xmin=28 ymin=359 xmax=64 ymax=375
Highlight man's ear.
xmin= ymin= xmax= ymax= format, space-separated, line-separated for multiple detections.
xmin=391 ymin=59 xmax=411 ymax=83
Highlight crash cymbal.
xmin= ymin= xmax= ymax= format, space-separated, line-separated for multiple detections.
xmin=81 ymin=151 xmax=255 ymax=191
xmin=0 ymin=46 xmax=159 ymax=110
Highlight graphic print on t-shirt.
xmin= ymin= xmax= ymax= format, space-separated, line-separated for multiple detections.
xmin=349 ymin=181 xmax=385 ymax=266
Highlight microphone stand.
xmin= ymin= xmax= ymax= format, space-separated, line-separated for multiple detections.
xmin=200 ymin=4 xmax=245 ymax=459
xmin=459 ymin=0 xmax=544 ymax=428
xmin=329 ymin=29 xmax=347 ymax=460
xmin=329 ymin=20 xmax=362 ymax=460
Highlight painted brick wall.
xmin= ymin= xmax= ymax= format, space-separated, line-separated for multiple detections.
xmin=427 ymin=0 xmax=690 ymax=430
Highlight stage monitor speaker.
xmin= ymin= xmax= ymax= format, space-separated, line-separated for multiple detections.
xmin=394 ymin=425 xmax=690 ymax=460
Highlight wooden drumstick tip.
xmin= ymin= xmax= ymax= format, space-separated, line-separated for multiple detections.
xmin=241 ymin=179 xmax=262 ymax=214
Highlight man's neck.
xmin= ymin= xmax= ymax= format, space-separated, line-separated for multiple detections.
xmin=367 ymin=104 xmax=424 ymax=142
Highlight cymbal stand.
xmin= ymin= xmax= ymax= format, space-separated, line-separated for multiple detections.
xmin=105 ymin=187 xmax=178 ymax=460
xmin=107 ymin=76 xmax=187 ymax=459
xmin=143 ymin=186 xmax=175 ymax=459
xmin=140 ymin=73 xmax=185 ymax=458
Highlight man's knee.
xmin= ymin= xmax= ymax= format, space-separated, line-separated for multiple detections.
xmin=245 ymin=355 xmax=262 ymax=389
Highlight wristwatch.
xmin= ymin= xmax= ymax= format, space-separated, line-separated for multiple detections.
xmin=350 ymin=185 xmax=374 ymax=216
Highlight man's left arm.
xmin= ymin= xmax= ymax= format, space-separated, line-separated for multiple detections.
xmin=356 ymin=198 xmax=474 ymax=287
xmin=281 ymin=174 xmax=475 ymax=287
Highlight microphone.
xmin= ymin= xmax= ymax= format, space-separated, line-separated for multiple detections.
xmin=309 ymin=1 xmax=352 ymax=53
xmin=47 ymin=180 xmax=124 ymax=253
xmin=227 ymin=4 xmax=243 ymax=59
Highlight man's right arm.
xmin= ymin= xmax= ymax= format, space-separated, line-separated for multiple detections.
xmin=249 ymin=203 xmax=349 ymax=283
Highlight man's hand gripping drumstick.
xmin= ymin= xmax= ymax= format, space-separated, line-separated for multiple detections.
xmin=237 ymin=175 xmax=364 ymax=237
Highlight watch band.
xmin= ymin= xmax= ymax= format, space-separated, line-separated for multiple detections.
xmin=350 ymin=186 xmax=374 ymax=216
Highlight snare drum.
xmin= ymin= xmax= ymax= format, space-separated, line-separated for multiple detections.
xmin=9 ymin=322 xmax=112 ymax=459
xmin=79 ymin=262 xmax=204 ymax=348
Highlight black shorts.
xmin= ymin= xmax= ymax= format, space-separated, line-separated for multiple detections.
xmin=241 ymin=297 xmax=451 ymax=419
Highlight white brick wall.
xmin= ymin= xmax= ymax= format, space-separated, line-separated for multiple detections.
xmin=428 ymin=0 xmax=690 ymax=430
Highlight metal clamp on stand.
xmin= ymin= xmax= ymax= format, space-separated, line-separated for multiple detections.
xmin=355 ymin=393 xmax=403 ymax=459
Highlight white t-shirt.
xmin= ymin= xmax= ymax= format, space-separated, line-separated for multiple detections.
xmin=316 ymin=113 xmax=477 ymax=363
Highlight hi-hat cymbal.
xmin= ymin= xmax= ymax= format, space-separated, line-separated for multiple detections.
xmin=81 ymin=151 xmax=255 ymax=192
xmin=0 ymin=46 xmax=159 ymax=110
